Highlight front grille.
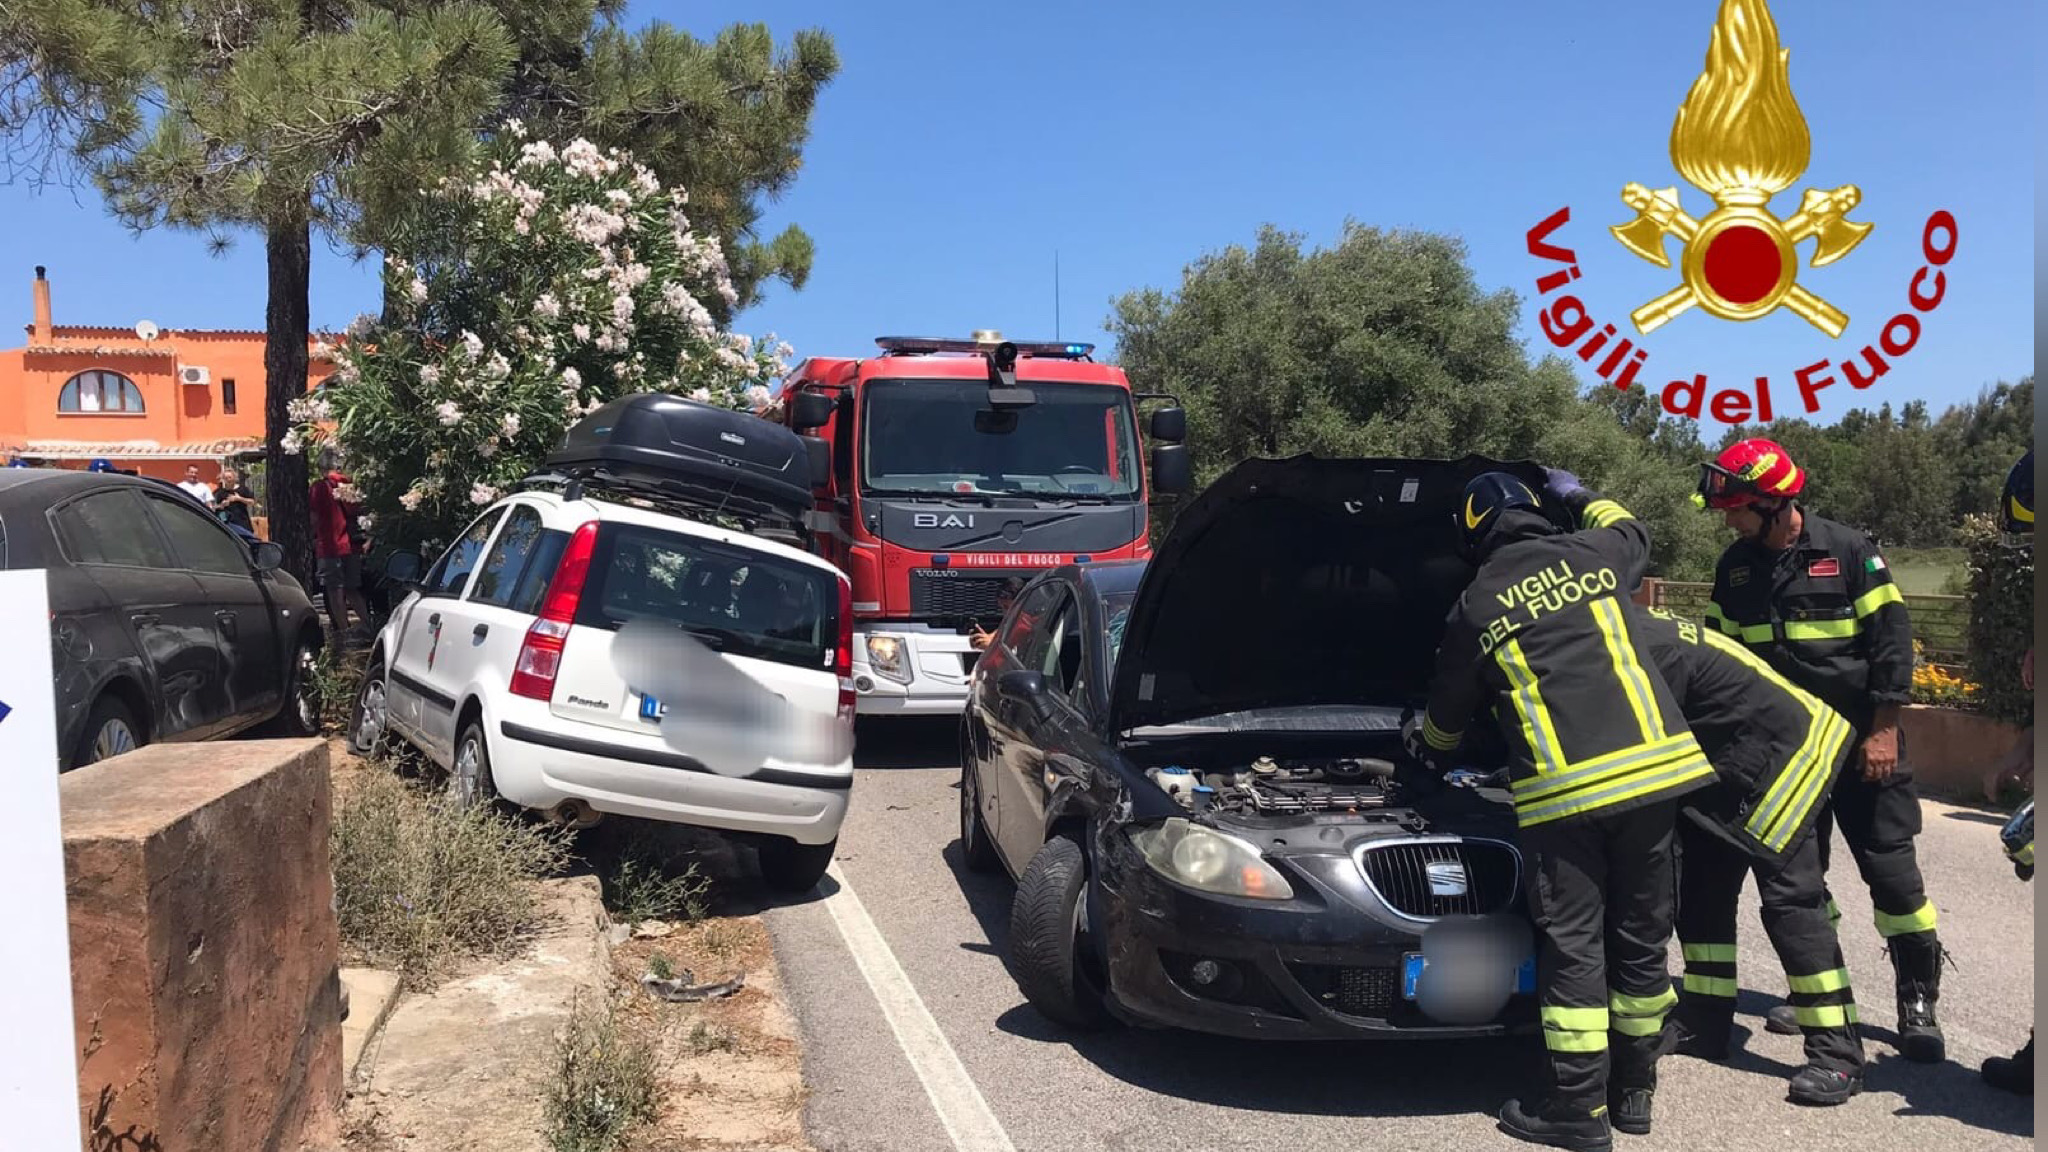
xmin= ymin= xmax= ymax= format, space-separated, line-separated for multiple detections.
xmin=1288 ymin=963 xmax=1400 ymax=1018
xmin=908 ymin=570 xmax=1032 ymax=618
xmin=1355 ymin=838 xmax=1521 ymax=919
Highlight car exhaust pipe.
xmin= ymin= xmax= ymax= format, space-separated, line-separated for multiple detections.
xmin=549 ymin=799 xmax=604 ymax=829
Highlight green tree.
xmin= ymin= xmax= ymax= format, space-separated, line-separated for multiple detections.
xmin=1106 ymin=220 xmax=1727 ymax=578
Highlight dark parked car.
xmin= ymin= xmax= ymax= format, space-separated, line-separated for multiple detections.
xmin=0 ymin=468 xmax=326 ymax=770
xmin=960 ymin=454 xmax=1566 ymax=1040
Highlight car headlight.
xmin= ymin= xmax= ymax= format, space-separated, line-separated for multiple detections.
xmin=1127 ymin=818 xmax=1294 ymax=900
xmin=865 ymin=635 xmax=910 ymax=684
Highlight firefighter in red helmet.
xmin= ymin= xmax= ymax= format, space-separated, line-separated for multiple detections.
xmin=1693 ymin=438 xmax=1946 ymax=1063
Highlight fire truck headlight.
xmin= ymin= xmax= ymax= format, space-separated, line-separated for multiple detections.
xmin=866 ymin=635 xmax=911 ymax=684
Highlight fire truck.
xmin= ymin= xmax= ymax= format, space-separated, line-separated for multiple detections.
xmin=762 ymin=332 xmax=1190 ymax=716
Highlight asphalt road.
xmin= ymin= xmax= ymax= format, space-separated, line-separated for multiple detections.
xmin=764 ymin=719 xmax=2036 ymax=1152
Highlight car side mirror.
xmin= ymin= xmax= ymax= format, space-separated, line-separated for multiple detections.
xmin=384 ymin=549 xmax=425 ymax=586
xmin=251 ymin=541 xmax=285 ymax=572
xmin=998 ymin=669 xmax=1053 ymax=720
xmin=1148 ymin=406 xmax=1187 ymax=443
xmin=1150 ymin=444 xmax=1193 ymax=495
xmin=803 ymin=434 xmax=831 ymax=488
xmin=791 ymin=392 xmax=834 ymax=430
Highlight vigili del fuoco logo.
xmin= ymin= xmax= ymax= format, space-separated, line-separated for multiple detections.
xmin=1524 ymin=0 xmax=1958 ymax=424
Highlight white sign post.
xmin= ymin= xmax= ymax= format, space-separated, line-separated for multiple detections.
xmin=0 ymin=570 xmax=84 ymax=1145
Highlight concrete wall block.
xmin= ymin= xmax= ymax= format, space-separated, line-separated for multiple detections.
xmin=63 ymin=737 xmax=343 ymax=1152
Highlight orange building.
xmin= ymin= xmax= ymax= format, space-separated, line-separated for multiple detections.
xmin=0 ymin=266 xmax=332 ymax=484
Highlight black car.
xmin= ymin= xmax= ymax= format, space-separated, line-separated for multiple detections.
xmin=0 ymin=468 xmax=326 ymax=770
xmin=961 ymin=453 xmax=1568 ymax=1041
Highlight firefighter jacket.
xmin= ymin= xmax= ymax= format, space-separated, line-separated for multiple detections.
xmin=1419 ymin=490 xmax=1718 ymax=830
xmin=1706 ymin=512 xmax=1912 ymax=733
xmin=1635 ymin=606 xmax=1857 ymax=868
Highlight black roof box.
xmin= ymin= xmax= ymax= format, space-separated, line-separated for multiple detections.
xmin=545 ymin=393 xmax=816 ymax=524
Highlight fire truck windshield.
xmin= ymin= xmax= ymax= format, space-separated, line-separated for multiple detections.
xmin=860 ymin=379 xmax=1141 ymax=499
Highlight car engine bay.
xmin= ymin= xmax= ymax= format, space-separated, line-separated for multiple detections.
xmin=1145 ymin=754 xmax=1510 ymax=819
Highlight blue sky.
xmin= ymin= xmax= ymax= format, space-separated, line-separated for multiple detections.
xmin=0 ymin=0 xmax=2032 ymax=426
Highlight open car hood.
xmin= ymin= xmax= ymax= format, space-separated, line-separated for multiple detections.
xmin=1108 ymin=453 xmax=1560 ymax=734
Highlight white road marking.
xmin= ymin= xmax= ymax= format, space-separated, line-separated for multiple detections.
xmin=821 ymin=859 xmax=1018 ymax=1152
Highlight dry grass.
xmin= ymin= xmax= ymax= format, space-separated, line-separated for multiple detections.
xmin=542 ymin=993 xmax=666 ymax=1152
xmin=330 ymin=765 xmax=574 ymax=980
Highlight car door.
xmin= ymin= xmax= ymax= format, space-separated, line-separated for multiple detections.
xmin=993 ymin=581 xmax=1077 ymax=870
xmin=48 ymin=487 xmax=227 ymax=742
xmin=436 ymin=501 xmax=561 ymax=744
xmin=386 ymin=506 xmax=506 ymax=764
xmin=140 ymin=489 xmax=283 ymax=732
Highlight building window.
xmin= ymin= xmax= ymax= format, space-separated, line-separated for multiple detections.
xmin=222 ymin=378 xmax=237 ymax=414
xmin=58 ymin=370 xmax=145 ymax=414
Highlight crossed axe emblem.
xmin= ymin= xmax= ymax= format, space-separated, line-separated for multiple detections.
xmin=1611 ymin=182 xmax=1872 ymax=338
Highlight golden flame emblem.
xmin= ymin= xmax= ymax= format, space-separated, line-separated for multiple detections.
xmin=1610 ymin=0 xmax=1871 ymax=337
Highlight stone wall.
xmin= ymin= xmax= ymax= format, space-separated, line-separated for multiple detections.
xmin=63 ymin=737 xmax=342 ymax=1151
xmin=1901 ymin=703 xmax=2028 ymax=800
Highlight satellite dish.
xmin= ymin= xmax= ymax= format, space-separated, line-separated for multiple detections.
xmin=134 ymin=320 xmax=161 ymax=342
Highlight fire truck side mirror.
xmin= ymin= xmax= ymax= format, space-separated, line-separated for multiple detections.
xmin=791 ymin=392 xmax=834 ymax=430
xmin=803 ymin=435 xmax=831 ymax=488
xmin=1148 ymin=406 xmax=1187 ymax=443
xmin=1150 ymin=444 xmax=1192 ymax=495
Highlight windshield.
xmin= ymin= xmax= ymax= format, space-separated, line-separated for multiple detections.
xmin=861 ymin=378 xmax=1140 ymax=498
xmin=573 ymin=523 xmax=839 ymax=672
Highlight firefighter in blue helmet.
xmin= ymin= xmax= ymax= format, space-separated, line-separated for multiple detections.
xmin=1406 ymin=470 xmax=1715 ymax=1149
xmin=1981 ymin=448 xmax=2033 ymax=1094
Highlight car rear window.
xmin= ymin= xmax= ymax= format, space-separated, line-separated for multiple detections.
xmin=574 ymin=522 xmax=839 ymax=672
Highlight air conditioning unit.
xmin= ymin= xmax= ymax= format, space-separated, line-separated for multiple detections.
xmin=179 ymin=365 xmax=211 ymax=386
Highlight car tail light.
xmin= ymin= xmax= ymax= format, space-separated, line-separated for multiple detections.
xmin=835 ymin=576 xmax=856 ymax=725
xmin=510 ymin=520 xmax=600 ymax=701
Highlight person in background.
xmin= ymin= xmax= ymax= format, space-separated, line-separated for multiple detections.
xmin=177 ymin=463 xmax=216 ymax=508
xmin=87 ymin=457 xmax=115 ymax=473
xmin=969 ymin=577 xmax=1030 ymax=651
xmin=1981 ymin=448 xmax=2033 ymax=1095
xmin=213 ymin=467 xmax=259 ymax=533
xmin=309 ymin=457 xmax=372 ymax=643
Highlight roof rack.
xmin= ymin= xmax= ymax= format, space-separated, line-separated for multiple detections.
xmin=518 ymin=469 xmax=813 ymax=546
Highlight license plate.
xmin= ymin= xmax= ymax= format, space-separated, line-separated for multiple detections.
xmin=1401 ymin=950 xmax=1537 ymax=1000
xmin=639 ymin=694 xmax=668 ymax=721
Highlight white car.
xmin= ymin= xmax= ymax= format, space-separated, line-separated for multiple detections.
xmin=348 ymin=482 xmax=856 ymax=893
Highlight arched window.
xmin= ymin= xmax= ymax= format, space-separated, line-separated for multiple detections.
xmin=58 ymin=370 xmax=146 ymax=414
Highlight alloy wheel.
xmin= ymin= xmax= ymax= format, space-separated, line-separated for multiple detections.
xmin=451 ymin=735 xmax=484 ymax=807
xmin=353 ymin=678 xmax=388 ymax=754
xmin=93 ymin=718 xmax=137 ymax=763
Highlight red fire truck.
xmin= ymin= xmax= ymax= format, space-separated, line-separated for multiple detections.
xmin=763 ymin=332 xmax=1189 ymax=716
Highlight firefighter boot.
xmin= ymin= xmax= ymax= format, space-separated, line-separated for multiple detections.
xmin=1981 ymin=1034 xmax=2034 ymax=1095
xmin=1663 ymin=1000 xmax=1733 ymax=1062
xmin=1889 ymin=932 xmax=1947 ymax=1064
xmin=1787 ymin=1063 xmax=1863 ymax=1106
xmin=1609 ymin=1038 xmax=1657 ymax=1135
xmin=1497 ymin=1097 xmax=1614 ymax=1152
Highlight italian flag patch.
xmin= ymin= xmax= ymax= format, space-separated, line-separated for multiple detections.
xmin=1867 ymin=556 xmax=1887 ymax=572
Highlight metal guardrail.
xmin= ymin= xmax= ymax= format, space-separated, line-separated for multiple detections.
xmin=1641 ymin=580 xmax=1972 ymax=666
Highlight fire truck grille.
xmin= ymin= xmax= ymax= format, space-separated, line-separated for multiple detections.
xmin=908 ymin=571 xmax=1033 ymax=619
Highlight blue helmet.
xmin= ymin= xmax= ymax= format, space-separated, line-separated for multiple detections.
xmin=2001 ymin=449 xmax=2032 ymax=546
xmin=87 ymin=457 xmax=115 ymax=473
xmin=1457 ymin=472 xmax=1545 ymax=563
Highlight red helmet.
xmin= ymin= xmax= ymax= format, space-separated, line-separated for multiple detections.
xmin=1697 ymin=438 xmax=1805 ymax=510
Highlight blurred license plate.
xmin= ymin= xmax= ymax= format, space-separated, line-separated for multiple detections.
xmin=1401 ymin=951 xmax=1537 ymax=1000
xmin=640 ymin=695 xmax=668 ymax=721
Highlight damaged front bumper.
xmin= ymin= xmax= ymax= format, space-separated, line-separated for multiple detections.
xmin=1092 ymin=828 xmax=1540 ymax=1041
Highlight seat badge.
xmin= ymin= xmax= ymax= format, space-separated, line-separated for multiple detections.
xmin=1425 ymin=860 xmax=1470 ymax=898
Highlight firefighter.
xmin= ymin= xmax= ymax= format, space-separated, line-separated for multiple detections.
xmin=1694 ymin=438 xmax=1946 ymax=1062
xmin=1981 ymin=447 xmax=2033 ymax=1095
xmin=1405 ymin=469 xmax=1717 ymax=1150
xmin=1632 ymin=605 xmax=1867 ymax=1104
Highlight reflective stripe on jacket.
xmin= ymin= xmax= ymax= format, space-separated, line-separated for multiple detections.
xmin=1706 ymin=513 xmax=1912 ymax=731
xmin=1636 ymin=606 xmax=1857 ymax=866
xmin=1422 ymin=491 xmax=1717 ymax=829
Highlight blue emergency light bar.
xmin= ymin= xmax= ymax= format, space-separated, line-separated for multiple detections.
xmin=875 ymin=335 xmax=1095 ymax=359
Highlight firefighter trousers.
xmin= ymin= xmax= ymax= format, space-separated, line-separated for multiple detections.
xmin=1675 ymin=817 xmax=1864 ymax=1072
xmin=1816 ymin=728 xmax=1939 ymax=947
xmin=1523 ymin=798 xmax=1682 ymax=1114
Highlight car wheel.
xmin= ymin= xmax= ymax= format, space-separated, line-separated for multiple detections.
xmin=73 ymin=695 xmax=145 ymax=770
xmin=1008 ymin=834 xmax=1111 ymax=1030
xmin=349 ymin=659 xmax=392 ymax=758
xmin=275 ymin=639 xmax=323 ymax=737
xmin=959 ymin=758 xmax=1001 ymax=874
xmin=450 ymin=719 xmax=500 ymax=809
xmin=759 ymin=837 xmax=836 ymax=894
